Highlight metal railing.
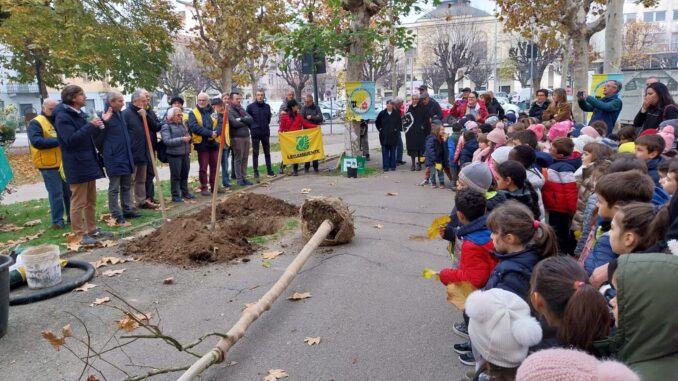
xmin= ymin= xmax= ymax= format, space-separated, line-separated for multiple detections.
xmin=6 ymin=83 xmax=39 ymax=94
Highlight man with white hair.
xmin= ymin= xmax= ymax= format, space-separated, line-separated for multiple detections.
xmin=28 ymin=98 xmax=71 ymax=229
xmin=122 ymin=89 xmax=157 ymax=209
xmin=99 ymin=91 xmax=136 ymax=225
xmin=189 ymin=91 xmax=219 ymax=195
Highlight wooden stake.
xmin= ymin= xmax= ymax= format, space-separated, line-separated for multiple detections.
xmin=177 ymin=219 xmax=334 ymax=381
xmin=210 ymin=107 xmax=229 ymax=231
xmin=141 ymin=114 xmax=166 ymax=220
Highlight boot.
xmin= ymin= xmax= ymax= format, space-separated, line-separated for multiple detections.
xmin=416 ymin=162 xmax=422 ymax=171
xmin=410 ymin=159 xmax=416 ymax=171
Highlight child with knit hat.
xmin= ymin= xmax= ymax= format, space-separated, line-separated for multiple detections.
xmin=516 ymin=348 xmax=639 ymax=381
xmin=464 ymin=288 xmax=543 ymax=380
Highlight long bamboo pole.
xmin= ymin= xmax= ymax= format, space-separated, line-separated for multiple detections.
xmin=210 ymin=106 xmax=228 ymax=231
xmin=177 ymin=219 xmax=334 ymax=381
xmin=141 ymin=114 xmax=166 ymax=220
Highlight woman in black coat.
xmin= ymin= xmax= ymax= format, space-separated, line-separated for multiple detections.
xmin=375 ymin=100 xmax=402 ymax=172
xmin=405 ymin=95 xmax=429 ymax=171
xmin=634 ymin=82 xmax=678 ymax=132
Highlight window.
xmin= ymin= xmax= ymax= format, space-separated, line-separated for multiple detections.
xmin=644 ymin=12 xmax=654 ymax=22
xmin=85 ymin=99 xmax=95 ymax=113
xmin=657 ymin=11 xmax=666 ymax=21
xmin=672 ymin=32 xmax=678 ymax=50
xmin=674 ymin=10 xmax=678 ymax=20
xmin=624 ymin=13 xmax=637 ymax=23
xmin=644 ymin=11 xmax=667 ymax=22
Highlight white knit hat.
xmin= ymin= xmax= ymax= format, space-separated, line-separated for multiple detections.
xmin=466 ymin=289 xmax=543 ymax=368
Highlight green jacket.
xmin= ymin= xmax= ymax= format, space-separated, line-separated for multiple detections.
xmin=594 ymin=253 xmax=678 ymax=380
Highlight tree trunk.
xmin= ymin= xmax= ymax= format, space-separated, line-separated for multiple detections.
xmin=220 ymin=65 xmax=233 ymax=95
xmin=445 ymin=75 xmax=457 ymax=98
xmin=294 ymin=86 xmax=303 ymax=101
xmin=250 ymin=75 xmax=259 ymax=99
xmin=344 ymin=7 xmax=371 ymax=156
xmin=389 ymin=0 xmax=398 ymax=98
xmin=560 ymin=42 xmax=571 ymax=89
xmin=571 ymin=29 xmax=589 ymax=122
xmin=604 ymin=0 xmax=623 ymax=73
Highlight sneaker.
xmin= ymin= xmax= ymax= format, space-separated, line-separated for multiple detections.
xmin=140 ymin=201 xmax=158 ymax=209
xmin=266 ymin=171 xmax=276 ymax=177
xmin=237 ymin=180 xmax=247 ymax=186
xmin=253 ymin=171 xmax=260 ymax=179
xmin=115 ymin=217 xmax=127 ymax=225
xmin=292 ymin=171 xmax=298 ymax=176
xmin=243 ymin=179 xmax=254 ymax=186
xmin=462 ymin=370 xmax=476 ymax=381
xmin=453 ymin=341 xmax=472 ymax=354
xmin=304 ymin=167 xmax=309 ymax=173
xmin=123 ymin=212 xmax=142 ymax=219
xmin=51 ymin=223 xmax=64 ymax=230
xmin=419 ymin=180 xmax=430 ymax=186
xmin=458 ymin=351 xmax=476 ymax=366
xmin=439 ymin=183 xmax=446 ymax=190
xmin=89 ymin=228 xmax=113 ymax=240
xmin=314 ymin=168 xmax=319 ymax=173
xmin=172 ymin=196 xmax=183 ymax=202
xmin=80 ymin=234 xmax=97 ymax=246
xmin=200 ymin=189 xmax=211 ymax=196
xmin=431 ymin=184 xmax=438 ymax=189
xmin=183 ymin=193 xmax=196 ymax=200
xmin=453 ymin=322 xmax=469 ymax=339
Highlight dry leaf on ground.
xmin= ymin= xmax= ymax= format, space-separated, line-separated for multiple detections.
xmin=116 ymin=317 xmax=139 ymax=332
xmin=86 ymin=376 xmax=101 ymax=381
xmin=41 ymin=330 xmax=65 ymax=351
xmin=101 ymin=269 xmax=125 ymax=277
xmin=300 ymin=188 xmax=311 ymax=194
xmin=133 ymin=312 xmax=152 ymax=321
xmin=288 ymin=292 xmax=312 ymax=300
xmin=262 ymin=250 xmax=283 ymax=260
xmin=0 ymin=223 xmax=22 ymax=232
xmin=92 ymin=297 xmax=110 ymax=306
xmin=23 ymin=219 xmax=42 ymax=227
xmin=304 ymin=336 xmax=321 ymax=346
xmin=408 ymin=235 xmax=428 ymax=241
xmin=264 ymin=369 xmax=289 ymax=381
xmin=99 ymin=240 xmax=117 ymax=247
xmin=163 ymin=277 xmax=174 ymax=284
xmin=62 ymin=324 xmax=73 ymax=338
xmin=373 ymin=224 xmax=383 ymax=229
xmin=386 ymin=192 xmax=398 ymax=196
xmin=73 ymin=283 xmax=96 ymax=292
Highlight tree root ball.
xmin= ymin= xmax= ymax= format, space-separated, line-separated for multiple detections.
xmin=300 ymin=196 xmax=354 ymax=246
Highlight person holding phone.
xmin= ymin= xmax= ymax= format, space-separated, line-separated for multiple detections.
xmin=577 ymin=80 xmax=623 ymax=137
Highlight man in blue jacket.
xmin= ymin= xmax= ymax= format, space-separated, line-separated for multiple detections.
xmin=246 ymin=90 xmax=274 ymax=178
xmin=27 ymin=98 xmax=71 ymax=229
xmin=54 ymin=85 xmax=112 ymax=245
xmin=99 ymin=91 xmax=137 ymax=225
xmin=577 ymin=80 xmax=623 ymax=136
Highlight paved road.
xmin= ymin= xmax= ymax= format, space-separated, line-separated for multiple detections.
xmin=0 ymin=157 xmax=467 ymax=381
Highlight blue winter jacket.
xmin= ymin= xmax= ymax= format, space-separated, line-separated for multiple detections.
xmin=448 ymin=132 xmax=461 ymax=166
xmin=534 ymin=151 xmax=554 ymax=171
xmin=246 ymin=101 xmax=272 ymax=138
xmin=653 ymin=186 xmax=671 ymax=207
xmin=54 ymin=103 xmax=104 ymax=185
xmin=484 ymin=247 xmax=541 ymax=300
xmin=97 ymin=105 xmax=134 ymax=177
xmin=578 ymin=94 xmax=622 ymax=136
xmin=646 ymin=156 xmax=663 ymax=187
xmin=424 ymin=134 xmax=443 ymax=166
xmin=459 ymin=137 xmax=478 ymax=167
xmin=443 ymin=191 xmax=507 ymax=242
xmin=584 ymin=221 xmax=616 ymax=275
xmin=122 ymin=105 xmax=151 ymax=165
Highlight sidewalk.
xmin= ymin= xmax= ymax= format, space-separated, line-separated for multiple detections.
xmin=3 ymin=133 xmax=380 ymax=204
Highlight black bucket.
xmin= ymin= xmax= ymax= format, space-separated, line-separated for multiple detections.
xmin=0 ymin=254 xmax=12 ymax=338
xmin=347 ymin=167 xmax=358 ymax=178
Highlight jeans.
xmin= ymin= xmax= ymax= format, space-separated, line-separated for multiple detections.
xmin=145 ymin=160 xmax=155 ymax=200
xmin=232 ymin=136 xmax=251 ymax=181
xmin=221 ymin=146 xmax=231 ymax=187
xmin=132 ymin=164 xmax=147 ymax=207
xmin=108 ymin=174 xmax=133 ymax=219
xmin=198 ymin=149 xmax=219 ymax=191
xmin=70 ymin=181 xmax=97 ymax=235
xmin=40 ymin=168 xmax=71 ymax=226
xmin=360 ymin=132 xmax=369 ymax=156
xmin=428 ymin=165 xmax=444 ymax=185
xmin=251 ymin=135 xmax=273 ymax=174
xmin=396 ymin=133 xmax=404 ymax=162
xmin=168 ymin=154 xmax=190 ymax=197
xmin=382 ymin=145 xmax=397 ymax=170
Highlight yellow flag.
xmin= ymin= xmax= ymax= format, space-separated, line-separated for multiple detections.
xmin=279 ymin=128 xmax=325 ymax=165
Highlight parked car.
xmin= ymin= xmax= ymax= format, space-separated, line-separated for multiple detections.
xmin=497 ymin=98 xmax=520 ymax=115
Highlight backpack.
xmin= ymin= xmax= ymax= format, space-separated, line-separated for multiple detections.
xmin=156 ymin=140 xmax=168 ymax=163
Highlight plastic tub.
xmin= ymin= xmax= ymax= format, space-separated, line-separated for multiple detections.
xmin=0 ymin=254 xmax=12 ymax=338
xmin=21 ymin=245 xmax=61 ymax=289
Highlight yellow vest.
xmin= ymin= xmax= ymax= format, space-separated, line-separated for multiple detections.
xmin=191 ymin=108 xmax=227 ymax=146
xmin=29 ymin=115 xmax=62 ymax=169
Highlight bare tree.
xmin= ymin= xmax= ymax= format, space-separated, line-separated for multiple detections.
xmin=379 ymin=61 xmax=405 ymax=97
xmin=429 ymin=21 xmax=482 ymax=96
xmin=157 ymin=46 xmax=201 ymax=98
xmin=508 ymin=37 xmax=562 ymax=90
xmin=276 ymin=59 xmax=311 ymax=100
xmin=362 ymin=43 xmax=392 ymax=82
xmin=237 ymin=52 xmax=271 ymax=98
xmin=421 ymin=64 xmax=446 ymax=95
xmin=622 ymin=21 xmax=664 ymax=70
xmin=467 ymin=60 xmax=493 ymax=90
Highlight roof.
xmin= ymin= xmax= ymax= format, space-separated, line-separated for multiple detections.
xmin=418 ymin=0 xmax=491 ymax=21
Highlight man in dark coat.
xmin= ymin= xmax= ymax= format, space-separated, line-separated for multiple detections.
xmin=122 ymin=89 xmax=156 ymax=209
xmin=406 ymin=94 xmax=429 ymax=171
xmin=228 ymin=92 xmax=254 ymax=186
xmin=300 ymin=94 xmax=323 ymax=172
xmin=141 ymin=90 xmax=161 ymax=205
xmin=485 ymin=91 xmax=505 ymax=119
xmin=54 ymin=85 xmax=111 ymax=245
xmin=246 ymin=89 xmax=274 ymax=178
xmin=189 ymin=92 xmax=220 ymax=195
xmin=375 ymin=100 xmax=402 ymax=171
xmin=98 ymin=91 xmax=137 ymax=225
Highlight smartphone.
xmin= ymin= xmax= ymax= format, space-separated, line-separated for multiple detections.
xmin=577 ymin=91 xmax=584 ymax=98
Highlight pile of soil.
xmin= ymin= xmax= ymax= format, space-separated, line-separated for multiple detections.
xmin=125 ymin=193 xmax=299 ymax=267
xmin=301 ymin=196 xmax=355 ymax=246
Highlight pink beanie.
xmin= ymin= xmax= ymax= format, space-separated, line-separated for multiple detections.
xmin=517 ymin=348 xmax=640 ymax=381
xmin=528 ymin=124 xmax=545 ymax=141
xmin=548 ymin=120 xmax=573 ymax=142
xmin=465 ymin=121 xmax=479 ymax=131
xmin=487 ymin=127 xmax=507 ymax=146
xmin=580 ymin=126 xmax=600 ymax=139
xmin=658 ymin=126 xmax=675 ymax=153
xmin=495 ymin=121 xmax=505 ymax=130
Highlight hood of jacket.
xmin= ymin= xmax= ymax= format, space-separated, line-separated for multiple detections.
xmin=553 ymin=151 xmax=582 ymax=172
xmin=526 ymin=167 xmax=545 ymax=190
xmin=612 ymin=253 xmax=678 ymax=374
xmin=491 ymin=247 xmax=540 ymax=269
xmin=456 ymin=215 xmax=491 ymax=245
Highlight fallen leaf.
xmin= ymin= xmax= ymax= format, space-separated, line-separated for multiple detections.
xmin=262 ymin=250 xmax=283 ymax=260
xmin=23 ymin=219 xmax=41 ymax=227
xmin=304 ymin=336 xmax=321 ymax=345
xmin=102 ymin=269 xmax=126 ymax=277
xmin=373 ymin=224 xmax=383 ymax=229
xmin=90 ymin=259 xmax=106 ymax=269
xmin=116 ymin=317 xmax=139 ymax=332
xmin=386 ymin=192 xmax=398 ymax=196
xmin=41 ymin=330 xmax=65 ymax=351
xmin=262 ymin=260 xmax=272 ymax=268
xmin=408 ymin=235 xmax=428 ymax=241
xmin=99 ymin=240 xmax=117 ymax=247
xmin=62 ymin=324 xmax=73 ymax=338
xmin=133 ymin=312 xmax=152 ymax=321
xmin=427 ymin=215 xmax=451 ymax=239
xmin=0 ymin=223 xmax=22 ymax=232
xmin=264 ymin=369 xmax=289 ymax=381
xmin=163 ymin=277 xmax=174 ymax=284
xmin=104 ymin=256 xmax=123 ymax=265
xmin=300 ymin=188 xmax=311 ymax=194
xmin=288 ymin=291 xmax=312 ymax=300
xmin=92 ymin=297 xmax=110 ymax=305
xmin=64 ymin=233 xmax=83 ymax=252
xmin=86 ymin=376 xmax=100 ymax=381
xmin=73 ymin=283 xmax=96 ymax=292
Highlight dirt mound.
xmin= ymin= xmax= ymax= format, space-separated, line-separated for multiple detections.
xmin=301 ymin=196 xmax=354 ymax=246
xmin=125 ymin=193 xmax=299 ymax=267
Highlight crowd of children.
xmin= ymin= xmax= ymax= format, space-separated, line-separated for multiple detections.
xmin=426 ymin=112 xmax=678 ymax=381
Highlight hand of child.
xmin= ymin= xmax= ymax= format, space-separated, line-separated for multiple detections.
xmin=590 ymin=263 xmax=609 ymax=289
xmin=422 ymin=267 xmax=440 ymax=281
xmin=438 ymin=225 xmax=445 ymax=238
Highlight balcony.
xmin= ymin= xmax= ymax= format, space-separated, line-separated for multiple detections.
xmin=6 ymin=83 xmax=39 ymax=95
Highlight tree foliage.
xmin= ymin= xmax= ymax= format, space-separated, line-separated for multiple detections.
xmin=0 ymin=0 xmax=180 ymax=97
xmin=622 ymin=21 xmax=664 ymax=70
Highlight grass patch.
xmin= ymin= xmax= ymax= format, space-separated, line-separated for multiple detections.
xmin=317 ymin=166 xmax=379 ymax=177
xmin=249 ymin=218 xmax=299 ymax=245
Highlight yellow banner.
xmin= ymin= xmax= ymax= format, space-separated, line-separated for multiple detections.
xmin=279 ymin=128 xmax=325 ymax=164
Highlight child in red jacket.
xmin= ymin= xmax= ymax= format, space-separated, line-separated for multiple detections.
xmin=542 ymin=137 xmax=581 ymax=255
xmin=438 ymin=187 xmax=498 ymax=289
